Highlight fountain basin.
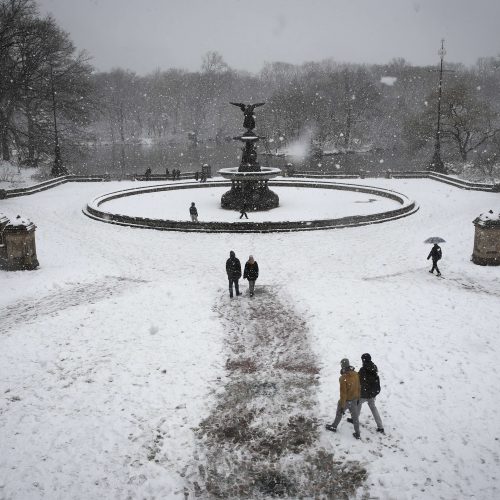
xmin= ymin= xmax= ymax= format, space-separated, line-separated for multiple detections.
xmin=82 ymin=179 xmax=419 ymax=233
xmin=218 ymin=167 xmax=281 ymax=181
xmin=218 ymin=167 xmax=282 ymax=210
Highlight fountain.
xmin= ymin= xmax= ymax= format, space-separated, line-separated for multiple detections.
xmin=83 ymin=102 xmax=419 ymax=232
xmin=218 ymin=102 xmax=281 ymax=210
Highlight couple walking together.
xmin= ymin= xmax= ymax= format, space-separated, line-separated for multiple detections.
xmin=326 ymin=353 xmax=384 ymax=440
xmin=226 ymin=251 xmax=259 ymax=298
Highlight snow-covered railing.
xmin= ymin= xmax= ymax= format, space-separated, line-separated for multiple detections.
xmin=0 ymin=174 xmax=110 ymax=199
xmin=124 ymin=171 xmax=200 ymax=181
xmin=1 ymin=170 xmax=497 ymax=200
xmin=291 ymin=170 xmax=498 ymax=192
xmin=426 ymin=171 xmax=498 ymax=191
xmin=290 ymin=172 xmax=360 ymax=179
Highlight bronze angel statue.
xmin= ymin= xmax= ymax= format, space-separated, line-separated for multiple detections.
xmin=230 ymin=102 xmax=265 ymax=131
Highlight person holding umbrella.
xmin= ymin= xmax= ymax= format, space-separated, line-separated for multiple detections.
xmin=425 ymin=237 xmax=445 ymax=276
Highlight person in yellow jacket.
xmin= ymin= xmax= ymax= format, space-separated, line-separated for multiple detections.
xmin=326 ymin=358 xmax=361 ymax=439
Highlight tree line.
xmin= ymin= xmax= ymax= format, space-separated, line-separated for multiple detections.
xmin=2 ymin=0 xmax=500 ymax=176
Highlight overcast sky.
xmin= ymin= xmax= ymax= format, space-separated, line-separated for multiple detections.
xmin=36 ymin=0 xmax=500 ymax=74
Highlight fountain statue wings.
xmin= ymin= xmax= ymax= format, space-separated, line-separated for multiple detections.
xmin=230 ymin=102 xmax=265 ymax=131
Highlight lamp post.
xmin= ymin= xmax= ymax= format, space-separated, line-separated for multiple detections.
xmin=429 ymin=39 xmax=447 ymax=174
xmin=49 ymin=64 xmax=68 ymax=177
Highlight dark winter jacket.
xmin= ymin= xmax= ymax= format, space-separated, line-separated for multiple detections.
xmin=226 ymin=257 xmax=242 ymax=280
xmin=189 ymin=205 xmax=198 ymax=216
xmin=358 ymin=361 xmax=381 ymax=399
xmin=243 ymin=261 xmax=259 ymax=281
xmin=427 ymin=244 xmax=442 ymax=261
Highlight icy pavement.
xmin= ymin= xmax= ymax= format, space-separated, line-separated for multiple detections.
xmin=0 ymin=179 xmax=499 ymax=499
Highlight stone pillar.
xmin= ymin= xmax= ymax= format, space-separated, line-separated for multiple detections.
xmin=472 ymin=210 xmax=500 ymax=266
xmin=0 ymin=215 xmax=39 ymax=270
xmin=0 ymin=214 xmax=8 ymax=264
xmin=201 ymin=163 xmax=212 ymax=178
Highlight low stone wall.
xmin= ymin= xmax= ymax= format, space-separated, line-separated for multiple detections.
xmin=1 ymin=170 xmax=496 ymax=200
xmin=1 ymin=174 xmax=110 ymax=199
xmin=83 ymin=180 xmax=418 ymax=233
xmin=426 ymin=171 xmax=496 ymax=191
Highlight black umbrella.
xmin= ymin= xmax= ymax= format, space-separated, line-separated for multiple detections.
xmin=424 ymin=236 xmax=446 ymax=244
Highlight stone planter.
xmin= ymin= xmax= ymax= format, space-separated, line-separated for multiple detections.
xmin=0 ymin=215 xmax=39 ymax=270
xmin=472 ymin=210 xmax=500 ymax=266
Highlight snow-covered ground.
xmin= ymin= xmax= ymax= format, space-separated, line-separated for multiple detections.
xmin=101 ymin=185 xmax=400 ymax=222
xmin=0 ymin=163 xmax=40 ymax=189
xmin=0 ymin=178 xmax=499 ymax=499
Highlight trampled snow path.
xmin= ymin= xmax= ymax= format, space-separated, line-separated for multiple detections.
xmin=188 ymin=286 xmax=366 ymax=498
xmin=0 ymin=276 xmax=148 ymax=335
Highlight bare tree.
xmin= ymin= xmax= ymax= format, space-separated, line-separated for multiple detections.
xmin=0 ymin=0 xmax=37 ymax=160
xmin=201 ymin=51 xmax=228 ymax=74
xmin=440 ymin=77 xmax=500 ymax=161
xmin=0 ymin=0 xmax=94 ymax=165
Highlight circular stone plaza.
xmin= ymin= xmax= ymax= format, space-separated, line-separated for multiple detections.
xmin=1 ymin=174 xmax=499 ymax=499
xmin=83 ymin=179 xmax=417 ymax=232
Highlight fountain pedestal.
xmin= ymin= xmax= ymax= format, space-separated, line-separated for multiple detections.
xmin=219 ymin=167 xmax=281 ymax=210
xmin=219 ymin=109 xmax=281 ymax=211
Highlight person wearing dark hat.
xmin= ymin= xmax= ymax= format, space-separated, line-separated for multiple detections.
xmin=349 ymin=353 xmax=384 ymax=434
xmin=326 ymin=358 xmax=361 ymax=439
xmin=226 ymin=250 xmax=242 ymax=298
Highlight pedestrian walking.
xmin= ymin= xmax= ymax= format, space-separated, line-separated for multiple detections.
xmin=226 ymin=250 xmax=242 ymax=298
xmin=427 ymin=243 xmax=442 ymax=276
xmin=326 ymin=358 xmax=361 ymax=439
xmin=239 ymin=203 xmax=249 ymax=219
xmin=348 ymin=353 xmax=384 ymax=434
xmin=243 ymin=255 xmax=259 ymax=297
xmin=165 ymin=168 xmax=170 ymax=178
xmin=144 ymin=167 xmax=152 ymax=180
xmin=189 ymin=202 xmax=198 ymax=222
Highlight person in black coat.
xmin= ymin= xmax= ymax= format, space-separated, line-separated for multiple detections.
xmin=226 ymin=250 xmax=242 ymax=298
xmin=352 ymin=353 xmax=384 ymax=433
xmin=243 ymin=255 xmax=259 ymax=297
xmin=239 ymin=202 xmax=249 ymax=219
xmin=189 ymin=202 xmax=198 ymax=222
xmin=427 ymin=243 xmax=442 ymax=276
